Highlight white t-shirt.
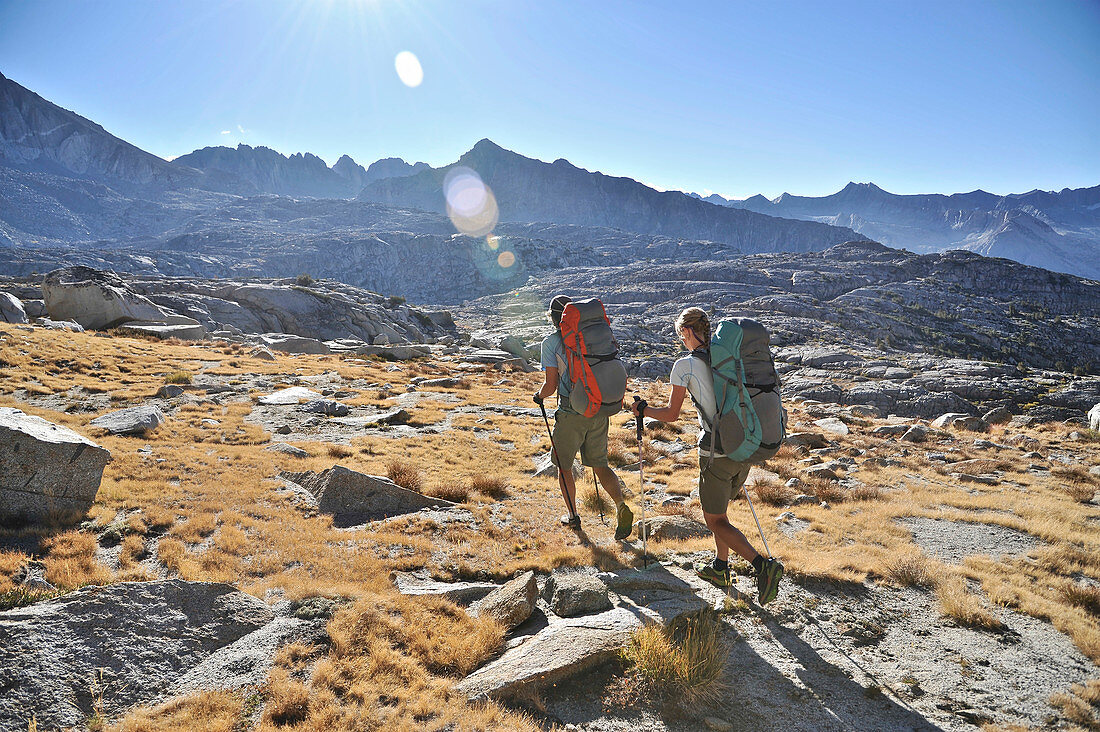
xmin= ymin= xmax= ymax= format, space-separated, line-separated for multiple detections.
xmin=540 ymin=331 xmax=577 ymax=414
xmin=670 ymin=353 xmax=717 ymax=455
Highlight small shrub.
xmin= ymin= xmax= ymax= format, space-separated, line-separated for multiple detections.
xmin=387 ymin=460 xmax=422 ymax=492
xmin=164 ymin=371 xmax=192 ymax=385
xmin=804 ymin=476 xmax=846 ymax=503
xmin=387 ymin=294 xmax=407 ymax=307
xmin=295 ymin=273 xmax=315 ymax=286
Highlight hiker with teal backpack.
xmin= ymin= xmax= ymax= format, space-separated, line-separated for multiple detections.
xmin=534 ymin=294 xmax=635 ymax=540
xmin=630 ymin=307 xmax=785 ymax=605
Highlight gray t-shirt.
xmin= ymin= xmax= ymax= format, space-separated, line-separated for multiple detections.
xmin=540 ymin=331 xmax=577 ymax=414
xmin=670 ymin=353 xmax=717 ymax=455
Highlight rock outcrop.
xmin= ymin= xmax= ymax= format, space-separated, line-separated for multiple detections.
xmin=280 ymin=465 xmax=456 ymax=525
xmin=0 ymin=292 xmax=27 ymax=323
xmin=0 ymin=407 xmax=110 ymax=522
xmin=89 ymin=406 xmax=166 ymax=435
xmin=41 ymin=266 xmax=200 ymax=332
xmin=0 ymin=581 xmax=273 ymax=730
xmin=456 ymin=564 xmax=708 ymax=701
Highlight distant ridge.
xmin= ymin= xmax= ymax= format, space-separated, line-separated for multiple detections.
xmin=360 ymin=139 xmax=866 ymax=254
xmin=692 ymin=181 xmax=1100 ymax=278
xmin=171 ymin=146 xmax=431 ymax=198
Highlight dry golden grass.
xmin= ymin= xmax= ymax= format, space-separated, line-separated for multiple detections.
xmin=108 ymin=691 xmax=243 ymax=732
xmin=2 ymin=324 xmax=1099 ymax=726
xmin=427 ymin=483 xmax=470 ymax=503
xmin=387 ymin=459 xmax=423 ymax=492
xmin=163 ymin=371 xmax=192 ymax=385
xmin=469 ymin=475 xmax=510 ymax=500
xmin=1061 ymin=583 xmax=1100 ymax=617
xmin=936 ymin=576 xmax=1005 ymax=630
xmin=750 ymin=479 xmax=794 ymax=507
xmin=620 ymin=608 xmax=729 ymax=706
xmin=885 ymin=552 xmax=939 ymax=588
xmin=581 ymin=486 xmax=612 ymax=514
xmin=1049 ymin=678 xmax=1100 ymax=730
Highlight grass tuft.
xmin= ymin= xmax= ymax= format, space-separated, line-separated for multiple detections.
xmin=387 ymin=459 xmax=423 ymax=492
xmin=1061 ymin=583 xmax=1100 ymax=617
xmin=426 ymin=484 xmax=470 ymax=503
xmin=885 ymin=553 xmax=938 ymax=588
xmin=936 ymin=576 xmax=1004 ymax=630
xmin=1049 ymin=678 xmax=1100 ymax=729
xmin=581 ymin=487 xmax=611 ymax=515
xmin=751 ymin=479 xmax=794 ymax=507
xmin=470 ymin=475 xmax=510 ymax=499
xmin=619 ymin=608 xmax=729 ymax=707
xmin=164 ymin=371 xmax=192 ymax=385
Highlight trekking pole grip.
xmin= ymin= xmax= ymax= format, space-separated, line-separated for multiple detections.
xmin=632 ymin=397 xmax=648 ymax=441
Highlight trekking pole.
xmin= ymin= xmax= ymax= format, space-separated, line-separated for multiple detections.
xmin=632 ymin=396 xmax=648 ymax=568
xmin=593 ymin=469 xmax=605 ymax=524
xmin=535 ymin=396 xmax=576 ymax=519
xmin=741 ymin=482 xmax=773 ymax=559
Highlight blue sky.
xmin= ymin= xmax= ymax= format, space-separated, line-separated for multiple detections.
xmin=1 ymin=0 xmax=1098 ymax=199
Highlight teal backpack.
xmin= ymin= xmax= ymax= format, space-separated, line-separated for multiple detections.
xmin=699 ymin=318 xmax=786 ymax=463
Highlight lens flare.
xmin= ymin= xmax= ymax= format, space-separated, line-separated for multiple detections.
xmin=443 ymin=167 xmax=499 ymax=237
xmin=497 ymin=250 xmax=516 ymax=268
xmin=395 ymin=51 xmax=424 ymax=87
xmin=487 ymin=235 xmax=500 ymax=251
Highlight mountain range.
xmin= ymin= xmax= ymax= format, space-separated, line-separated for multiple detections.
xmin=1 ymin=68 xmax=1098 ymax=284
xmin=693 ymin=182 xmax=1100 ymax=278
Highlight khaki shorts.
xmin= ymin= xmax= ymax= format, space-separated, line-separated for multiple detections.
xmin=551 ymin=410 xmax=610 ymax=469
xmin=698 ymin=454 xmax=750 ymax=515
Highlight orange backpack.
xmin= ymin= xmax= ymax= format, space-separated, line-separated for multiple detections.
xmin=559 ymin=299 xmax=628 ymax=418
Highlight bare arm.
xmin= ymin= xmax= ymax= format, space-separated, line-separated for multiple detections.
xmin=630 ymin=384 xmax=688 ymax=423
xmin=536 ymin=366 xmax=560 ymax=400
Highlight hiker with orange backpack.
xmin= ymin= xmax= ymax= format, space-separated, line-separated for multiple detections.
xmin=630 ymin=307 xmax=784 ymax=604
xmin=534 ymin=295 xmax=634 ymax=539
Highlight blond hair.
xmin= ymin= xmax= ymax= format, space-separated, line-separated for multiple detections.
xmin=675 ymin=307 xmax=710 ymax=346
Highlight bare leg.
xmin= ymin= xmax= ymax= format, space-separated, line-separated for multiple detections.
xmin=703 ymin=511 xmax=759 ymax=564
xmin=592 ymin=466 xmax=625 ymax=505
xmin=558 ymin=466 xmax=578 ymax=515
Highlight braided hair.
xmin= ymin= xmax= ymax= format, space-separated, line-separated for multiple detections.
xmin=675 ymin=307 xmax=711 ymax=347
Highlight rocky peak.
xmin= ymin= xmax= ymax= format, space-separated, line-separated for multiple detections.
xmin=363 ymin=157 xmax=430 ymax=183
xmin=171 ymin=143 xmax=354 ymax=198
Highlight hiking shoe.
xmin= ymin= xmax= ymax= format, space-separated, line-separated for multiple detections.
xmin=757 ymin=557 xmax=784 ymax=605
xmin=560 ymin=513 xmax=581 ymax=529
xmin=695 ymin=562 xmax=732 ymax=589
xmin=614 ymin=503 xmax=634 ymax=540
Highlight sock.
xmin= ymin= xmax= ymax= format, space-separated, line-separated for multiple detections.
xmin=712 ymin=558 xmax=729 ymax=572
xmin=751 ymin=555 xmax=765 ymax=575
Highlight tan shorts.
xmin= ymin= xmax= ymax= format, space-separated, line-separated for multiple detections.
xmin=698 ymin=454 xmax=750 ymax=515
xmin=551 ymin=410 xmax=610 ymax=469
